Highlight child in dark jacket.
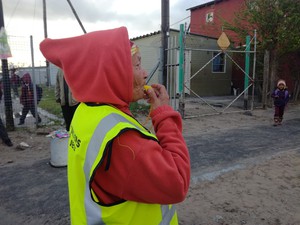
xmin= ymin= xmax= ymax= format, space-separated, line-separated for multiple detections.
xmin=18 ymin=73 xmax=41 ymax=125
xmin=271 ymin=79 xmax=289 ymax=126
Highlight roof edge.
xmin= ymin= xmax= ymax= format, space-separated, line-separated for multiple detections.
xmin=186 ymin=0 xmax=223 ymax=11
xmin=131 ymin=29 xmax=217 ymax=41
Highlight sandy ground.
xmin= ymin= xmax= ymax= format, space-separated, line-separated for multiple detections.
xmin=177 ymin=102 xmax=300 ymax=225
xmin=0 ymin=101 xmax=300 ymax=225
xmin=178 ymin=150 xmax=300 ymax=225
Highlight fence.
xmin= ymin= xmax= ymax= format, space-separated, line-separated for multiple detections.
xmin=165 ymin=28 xmax=258 ymax=119
xmin=0 ymin=35 xmax=63 ymax=130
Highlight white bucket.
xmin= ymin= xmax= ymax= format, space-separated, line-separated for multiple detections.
xmin=50 ymin=137 xmax=69 ymax=167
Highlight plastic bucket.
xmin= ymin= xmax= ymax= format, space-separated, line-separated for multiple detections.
xmin=50 ymin=137 xmax=69 ymax=167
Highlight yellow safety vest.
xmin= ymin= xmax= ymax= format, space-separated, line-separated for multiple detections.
xmin=68 ymin=103 xmax=179 ymax=225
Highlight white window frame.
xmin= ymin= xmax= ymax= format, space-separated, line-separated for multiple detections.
xmin=212 ymin=52 xmax=226 ymax=73
xmin=205 ymin=12 xmax=214 ymax=23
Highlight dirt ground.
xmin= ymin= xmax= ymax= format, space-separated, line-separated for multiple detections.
xmin=178 ymin=150 xmax=300 ymax=225
xmin=0 ymin=102 xmax=300 ymax=225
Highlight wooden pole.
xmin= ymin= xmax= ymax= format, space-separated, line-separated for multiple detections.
xmin=0 ymin=0 xmax=14 ymax=130
xmin=42 ymin=0 xmax=51 ymax=86
xmin=262 ymin=50 xmax=270 ymax=109
xmin=160 ymin=0 xmax=169 ymax=87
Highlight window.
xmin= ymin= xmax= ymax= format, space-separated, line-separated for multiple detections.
xmin=205 ymin=12 xmax=214 ymax=23
xmin=212 ymin=52 xmax=226 ymax=73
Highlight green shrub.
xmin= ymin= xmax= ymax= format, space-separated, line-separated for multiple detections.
xmin=130 ymin=102 xmax=150 ymax=117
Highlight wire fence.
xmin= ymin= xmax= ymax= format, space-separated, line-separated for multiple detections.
xmin=0 ymin=35 xmax=63 ymax=130
xmin=165 ymin=29 xmax=260 ymax=119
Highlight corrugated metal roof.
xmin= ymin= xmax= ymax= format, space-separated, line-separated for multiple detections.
xmin=131 ymin=29 xmax=217 ymax=41
xmin=130 ymin=30 xmax=162 ymax=41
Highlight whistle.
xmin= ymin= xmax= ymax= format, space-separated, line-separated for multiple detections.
xmin=144 ymin=85 xmax=152 ymax=91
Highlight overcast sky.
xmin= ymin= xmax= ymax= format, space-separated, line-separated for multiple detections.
xmin=2 ymin=0 xmax=210 ymax=66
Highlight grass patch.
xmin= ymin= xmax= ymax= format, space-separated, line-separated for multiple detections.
xmin=130 ymin=102 xmax=150 ymax=117
xmin=38 ymin=85 xmax=149 ymax=118
xmin=38 ymin=85 xmax=62 ymax=117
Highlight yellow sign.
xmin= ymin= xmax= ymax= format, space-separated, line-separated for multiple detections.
xmin=217 ymin=32 xmax=230 ymax=51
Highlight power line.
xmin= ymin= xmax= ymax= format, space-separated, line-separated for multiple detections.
xmin=170 ymin=15 xmax=190 ymax=27
xmin=4 ymin=0 xmax=21 ymax=28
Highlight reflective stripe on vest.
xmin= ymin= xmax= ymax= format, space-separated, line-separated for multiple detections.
xmin=84 ymin=113 xmax=148 ymax=224
xmin=160 ymin=205 xmax=176 ymax=225
xmin=79 ymin=111 xmax=177 ymax=225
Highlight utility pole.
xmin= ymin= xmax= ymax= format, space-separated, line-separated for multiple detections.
xmin=42 ymin=0 xmax=86 ymax=86
xmin=0 ymin=0 xmax=14 ymax=130
xmin=160 ymin=0 xmax=169 ymax=87
xmin=42 ymin=0 xmax=51 ymax=86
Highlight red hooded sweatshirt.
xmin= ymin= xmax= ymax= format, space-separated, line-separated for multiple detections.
xmin=20 ymin=73 xmax=34 ymax=106
xmin=40 ymin=27 xmax=190 ymax=205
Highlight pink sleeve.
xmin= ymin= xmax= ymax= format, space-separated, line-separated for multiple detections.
xmin=123 ymin=105 xmax=190 ymax=204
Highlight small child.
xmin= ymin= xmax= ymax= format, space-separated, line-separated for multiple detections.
xmin=271 ymin=79 xmax=289 ymax=126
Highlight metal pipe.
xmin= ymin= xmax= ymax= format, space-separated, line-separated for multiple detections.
xmin=66 ymin=0 xmax=87 ymax=34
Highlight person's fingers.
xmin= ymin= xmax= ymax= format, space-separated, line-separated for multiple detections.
xmin=149 ymin=84 xmax=160 ymax=98
xmin=146 ymin=86 xmax=157 ymax=101
xmin=145 ymin=84 xmax=170 ymax=110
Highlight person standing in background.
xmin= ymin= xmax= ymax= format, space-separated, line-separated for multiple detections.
xmin=10 ymin=68 xmax=20 ymax=98
xmin=55 ymin=68 xmax=79 ymax=131
xmin=18 ymin=73 xmax=41 ymax=125
xmin=271 ymin=79 xmax=289 ymax=126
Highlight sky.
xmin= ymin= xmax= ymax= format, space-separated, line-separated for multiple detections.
xmin=2 ymin=0 xmax=210 ymax=66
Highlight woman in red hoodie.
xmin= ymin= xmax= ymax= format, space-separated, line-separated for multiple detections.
xmin=40 ymin=27 xmax=190 ymax=225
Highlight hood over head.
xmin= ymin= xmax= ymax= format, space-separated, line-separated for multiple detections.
xmin=277 ymin=79 xmax=286 ymax=87
xmin=39 ymin=27 xmax=133 ymax=108
xmin=22 ymin=73 xmax=32 ymax=84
